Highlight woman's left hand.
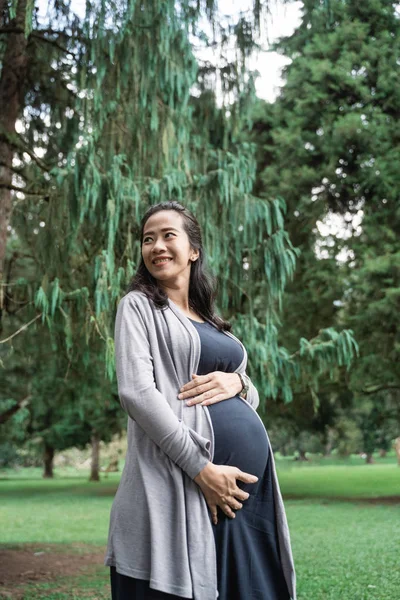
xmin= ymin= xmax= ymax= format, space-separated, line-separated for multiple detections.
xmin=177 ymin=371 xmax=242 ymax=406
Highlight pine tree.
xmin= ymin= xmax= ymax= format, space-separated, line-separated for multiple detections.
xmin=247 ymin=0 xmax=400 ymax=450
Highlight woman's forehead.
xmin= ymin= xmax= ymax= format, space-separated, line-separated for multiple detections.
xmin=143 ymin=211 xmax=183 ymax=234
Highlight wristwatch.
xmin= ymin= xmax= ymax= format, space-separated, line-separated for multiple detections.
xmin=237 ymin=373 xmax=250 ymax=397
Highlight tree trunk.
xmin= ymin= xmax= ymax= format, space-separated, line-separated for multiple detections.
xmin=395 ymin=437 xmax=400 ymax=466
xmin=378 ymin=448 xmax=387 ymax=458
xmin=89 ymin=433 xmax=100 ymax=481
xmin=0 ymin=0 xmax=29 ymax=313
xmin=323 ymin=426 xmax=334 ymax=456
xmin=365 ymin=453 xmax=374 ymax=465
xmin=43 ymin=443 xmax=54 ymax=478
xmin=295 ymin=449 xmax=308 ymax=461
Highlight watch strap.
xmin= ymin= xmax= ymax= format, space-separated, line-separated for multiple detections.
xmin=237 ymin=372 xmax=250 ymax=395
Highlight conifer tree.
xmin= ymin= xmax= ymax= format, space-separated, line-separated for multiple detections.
xmin=1 ymin=0 xmax=357 ymax=463
xmin=248 ymin=0 xmax=399 ymax=450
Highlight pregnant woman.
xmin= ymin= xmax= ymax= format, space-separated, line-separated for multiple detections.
xmin=104 ymin=201 xmax=296 ymax=600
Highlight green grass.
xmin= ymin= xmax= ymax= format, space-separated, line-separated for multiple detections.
xmin=277 ymin=462 xmax=400 ymax=499
xmin=286 ymin=499 xmax=400 ymax=599
xmin=0 ymin=471 xmax=118 ymax=544
xmin=1 ymin=461 xmax=399 ymax=599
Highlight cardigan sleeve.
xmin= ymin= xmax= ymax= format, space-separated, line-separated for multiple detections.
xmin=244 ymin=373 xmax=260 ymax=410
xmin=114 ymin=293 xmax=211 ymax=480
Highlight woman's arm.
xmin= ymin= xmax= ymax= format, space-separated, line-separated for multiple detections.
xmin=114 ymin=293 xmax=210 ymax=480
xmin=178 ymin=370 xmax=260 ymax=410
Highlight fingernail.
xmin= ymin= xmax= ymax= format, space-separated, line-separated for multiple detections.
xmin=178 ymin=394 xmax=183 ymax=399
xmin=186 ymin=401 xmax=192 ymax=406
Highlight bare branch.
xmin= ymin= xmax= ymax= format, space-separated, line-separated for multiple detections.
xmin=14 ymin=134 xmax=51 ymax=172
xmin=0 ymin=312 xmax=42 ymax=344
xmin=0 ymin=182 xmax=47 ymax=196
xmin=31 ymin=32 xmax=77 ymax=58
xmin=361 ymin=383 xmax=400 ymax=395
xmin=0 ymin=395 xmax=31 ymax=425
xmin=0 ymin=27 xmax=24 ymax=34
xmin=0 ymin=129 xmax=51 ymax=172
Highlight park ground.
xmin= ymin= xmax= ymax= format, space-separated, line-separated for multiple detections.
xmin=1 ymin=454 xmax=399 ymax=600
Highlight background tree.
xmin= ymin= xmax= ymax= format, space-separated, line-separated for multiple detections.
xmin=247 ymin=0 xmax=400 ymax=458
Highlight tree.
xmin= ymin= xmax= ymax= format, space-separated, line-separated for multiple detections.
xmin=1 ymin=0 xmax=357 ymax=469
xmin=246 ymin=0 xmax=400 ymax=448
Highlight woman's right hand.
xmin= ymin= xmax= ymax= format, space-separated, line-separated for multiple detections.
xmin=194 ymin=462 xmax=258 ymax=525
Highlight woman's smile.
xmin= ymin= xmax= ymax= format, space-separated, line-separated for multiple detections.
xmin=153 ymin=257 xmax=173 ymax=267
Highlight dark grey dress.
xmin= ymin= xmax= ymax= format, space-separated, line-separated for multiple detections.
xmin=110 ymin=317 xmax=290 ymax=600
xmin=189 ymin=319 xmax=290 ymax=600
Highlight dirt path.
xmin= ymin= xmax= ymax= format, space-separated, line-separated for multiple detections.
xmin=0 ymin=543 xmax=106 ymax=599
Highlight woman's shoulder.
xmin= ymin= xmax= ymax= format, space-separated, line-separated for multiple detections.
xmin=121 ymin=289 xmax=148 ymax=303
xmin=117 ymin=290 xmax=151 ymax=311
xmin=121 ymin=289 xmax=169 ymax=318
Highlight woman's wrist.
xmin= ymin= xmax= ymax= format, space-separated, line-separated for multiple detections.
xmin=194 ymin=461 xmax=214 ymax=485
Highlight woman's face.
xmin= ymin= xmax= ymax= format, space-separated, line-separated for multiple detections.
xmin=141 ymin=210 xmax=199 ymax=284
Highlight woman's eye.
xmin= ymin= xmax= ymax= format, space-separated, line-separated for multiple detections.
xmin=143 ymin=232 xmax=174 ymax=243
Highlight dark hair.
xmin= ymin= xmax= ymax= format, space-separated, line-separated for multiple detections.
xmin=127 ymin=201 xmax=232 ymax=332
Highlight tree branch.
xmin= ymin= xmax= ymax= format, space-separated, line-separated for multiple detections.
xmin=0 ymin=313 xmax=42 ymax=344
xmin=361 ymin=383 xmax=400 ymax=395
xmin=0 ymin=129 xmax=51 ymax=172
xmin=15 ymin=133 xmax=51 ymax=172
xmin=31 ymin=32 xmax=77 ymax=58
xmin=0 ymin=395 xmax=31 ymax=425
xmin=0 ymin=182 xmax=47 ymax=196
xmin=0 ymin=27 xmax=24 ymax=34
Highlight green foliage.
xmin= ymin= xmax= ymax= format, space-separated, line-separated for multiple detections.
xmin=2 ymin=0 xmax=361 ymax=459
xmin=246 ymin=0 xmax=400 ymax=447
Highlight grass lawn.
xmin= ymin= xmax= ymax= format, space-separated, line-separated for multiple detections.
xmin=1 ymin=457 xmax=399 ymax=599
xmin=276 ymin=457 xmax=400 ymax=499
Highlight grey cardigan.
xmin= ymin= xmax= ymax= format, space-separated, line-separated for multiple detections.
xmin=104 ymin=290 xmax=296 ymax=600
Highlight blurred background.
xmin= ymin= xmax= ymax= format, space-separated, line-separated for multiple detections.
xmin=1 ymin=1 xmax=399 ymax=598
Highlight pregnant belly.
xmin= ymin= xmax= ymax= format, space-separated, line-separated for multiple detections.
xmin=208 ymin=396 xmax=269 ymax=490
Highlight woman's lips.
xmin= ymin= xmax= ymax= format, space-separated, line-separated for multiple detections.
xmin=153 ymin=258 xmax=172 ymax=267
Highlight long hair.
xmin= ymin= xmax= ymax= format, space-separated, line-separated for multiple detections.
xmin=127 ymin=201 xmax=232 ymax=332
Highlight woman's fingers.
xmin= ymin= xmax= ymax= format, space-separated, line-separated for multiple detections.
xmin=221 ymin=503 xmax=236 ymax=519
xmin=196 ymin=464 xmax=256 ymax=523
xmin=209 ymin=505 xmax=218 ymax=525
xmin=178 ymin=378 xmax=213 ymax=400
xmin=235 ymin=489 xmax=250 ymax=502
xmin=218 ymin=493 xmax=244 ymax=518
xmin=229 ymin=499 xmax=243 ymax=510
xmin=235 ymin=469 xmax=258 ymax=484
xmin=220 ymin=496 xmax=243 ymax=518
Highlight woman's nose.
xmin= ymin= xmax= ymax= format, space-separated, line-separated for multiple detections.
xmin=152 ymin=238 xmax=167 ymax=252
